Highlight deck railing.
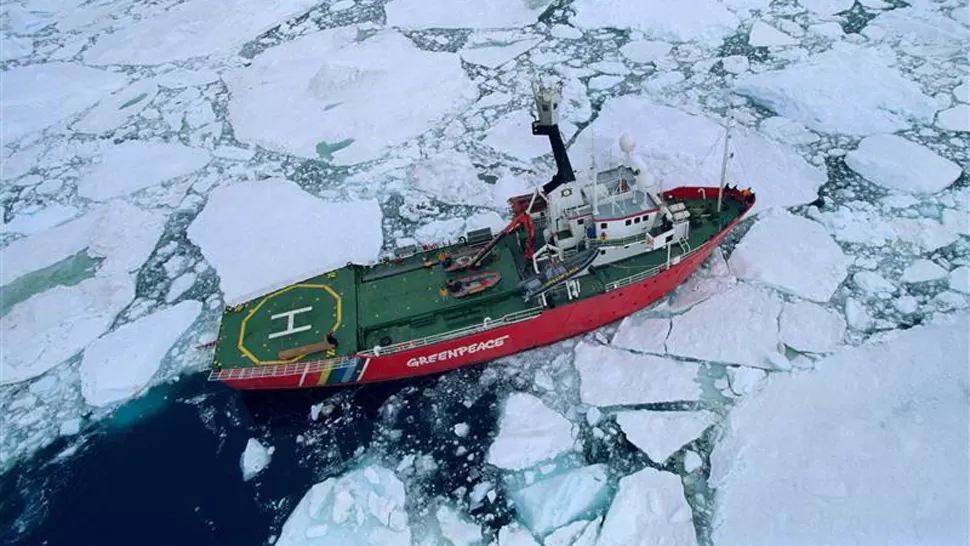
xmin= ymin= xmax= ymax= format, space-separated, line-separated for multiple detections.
xmin=603 ymin=241 xmax=707 ymax=291
xmin=207 ymin=356 xmax=354 ymax=382
xmin=357 ymin=306 xmax=544 ymax=357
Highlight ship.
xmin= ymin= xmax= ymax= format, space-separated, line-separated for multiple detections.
xmin=206 ymin=81 xmax=756 ymax=390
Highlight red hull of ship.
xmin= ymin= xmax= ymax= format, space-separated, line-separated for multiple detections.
xmin=220 ymin=187 xmax=750 ymax=390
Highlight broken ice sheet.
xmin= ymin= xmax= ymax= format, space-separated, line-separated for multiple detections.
xmin=385 ymin=0 xmax=553 ymax=28
xmin=509 ymin=464 xmax=611 ymax=538
xmin=574 ymin=342 xmax=702 ymax=406
xmin=76 ymin=141 xmax=211 ymax=201
xmin=486 ymin=392 xmax=577 ymax=471
xmin=597 ymin=466 xmax=698 ymax=546
xmin=844 ymin=134 xmax=962 ymax=194
xmin=571 ymin=0 xmax=739 ymax=48
xmin=615 ymin=410 xmax=717 ymax=464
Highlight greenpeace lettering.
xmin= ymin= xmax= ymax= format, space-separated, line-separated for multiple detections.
xmin=406 ymin=335 xmax=512 ymax=367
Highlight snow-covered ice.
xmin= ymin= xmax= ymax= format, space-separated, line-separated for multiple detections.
xmin=569 ymin=96 xmax=826 ymax=213
xmin=730 ymin=211 xmax=849 ymax=302
xmin=275 ymin=464 xmax=410 ymax=546
xmin=711 ymin=314 xmax=970 ymax=546
xmin=615 ymin=410 xmax=717 ymax=464
xmin=385 ymin=0 xmax=553 ymax=28
xmin=597 ymin=467 xmax=698 ymax=546
xmin=936 ymin=104 xmax=970 ymax=132
xmin=779 ymin=300 xmax=845 ymax=353
xmin=225 ymin=28 xmax=477 ymax=164
xmin=2 ymin=204 xmax=80 ymax=235
xmin=844 ymin=134 xmax=961 ymax=194
xmin=240 ymin=438 xmax=274 ymax=481
xmin=726 ymin=366 xmax=766 ymax=396
xmin=574 ymin=342 xmax=701 ymax=406
xmin=572 ymin=0 xmax=739 ymax=47
xmin=77 ymin=141 xmax=210 ymax=201
xmin=80 ymin=300 xmax=201 ymax=406
xmin=2 ymin=62 xmax=128 ymax=141
xmin=411 ymin=152 xmax=495 ymax=207
xmin=748 ymin=21 xmax=796 ymax=47
xmin=901 ymin=259 xmax=948 ymax=283
xmin=84 ymin=0 xmax=318 ymax=65
xmin=484 ymin=110 xmax=554 ymax=160
xmin=486 ymin=393 xmax=576 ymax=471
xmin=187 ymin=178 xmax=383 ymax=305
xmin=73 ymin=79 xmax=160 ymax=133
xmin=666 ymin=284 xmax=784 ymax=369
xmin=734 ymin=44 xmax=938 ymax=135
xmin=510 ymin=464 xmax=610 ymax=538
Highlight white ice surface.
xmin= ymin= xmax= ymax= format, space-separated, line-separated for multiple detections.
xmin=748 ymin=21 xmax=796 ymax=46
xmin=778 ymin=300 xmax=845 ymax=353
xmin=615 ymin=410 xmax=716 ymax=464
xmin=2 ymin=204 xmax=80 ymax=235
xmin=572 ymin=0 xmax=739 ymax=47
xmin=844 ymin=134 xmax=961 ymax=194
xmin=550 ymin=24 xmax=583 ymax=40
xmin=411 ymin=152 xmax=495 ymax=207
xmin=2 ymin=62 xmax=128 ymax=141
xmin=276 ymin=465 xmax=410 ymax=546
xmin=498 ymin=524 xmax=541 ymax=546
xmin=865 ymin=7 xmax=969 ymax=60
xmin=758 ymin=116 xmax=819 ymax=145
xmin=241 ymin=437 xmax=274 ymax=481
xmin=460 ymin=38 xmax=540 ymax=69
xmin=73 ymin=79 xmax=160 ymax=133
xmin=77 ymin=141 xmax=211 ymax=201
xmin=1 ymin=34 xmax=33 ymax=60
xmin=80 ymin=300 xmax=201 ymax=406
xmin=666 ymin=284 xmax=784 ymax=369
xmin=597 ymin=467 xmax=697 ymax=546
xmin=435 ymin=505 xmax=481 ymax=546
xmin=484 ymin=110 xmax=553 ymax=160
xmin=1 ymin=202 xmax=165 ymax=384
xmin=729 ymin=210 xmax=849 ymax=302
xmin=486 ymin=392 xmax=576 ymax=471
xmin=187 ymin=178 xmax=383 ymax=305
xmin=225 ymin=28 xmax=477 ymax=164
xmin=711 ymin=314 xmax=970 ymax=546
xmin=950 ymin=266 xmax=970 ymax=294
xmin=569 ymin=96 xmax=825 ymax=213
xmin=798 ymin=0 xmax=853 ymax=14
xmin=902 ymin=259 xmax=948 ymax=283
xmin=734 ymin=44 xmax=937 ymax=135
xmin=936 ymin=104 xmax=970 ymax=132
xmin=610 ymin=315 xmax=670 ymax=355
xmin=575 ymin=342 xmax=701 ymax=406
xmin=385 ymin=0 xmax=553 ymax=28
xmin=83 ymin=0 xmax=317 ymax=65
xmin=726 ymin=366 xmax=766 ymax=396
xmin=619 ymin=40 xmax=672 ymax=64
xmin=511 ymin=464 xmax=610 ymax=538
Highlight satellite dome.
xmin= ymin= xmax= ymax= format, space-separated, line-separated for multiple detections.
xmin=619 ymin=133 xmax=636 ymax=153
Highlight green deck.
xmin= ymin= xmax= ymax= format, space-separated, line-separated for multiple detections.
xmin=212 ymin=196 xmax=746 ymax=371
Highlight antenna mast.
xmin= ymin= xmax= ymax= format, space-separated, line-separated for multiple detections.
xmin=717 ymin=112 xmax=734 ymax=214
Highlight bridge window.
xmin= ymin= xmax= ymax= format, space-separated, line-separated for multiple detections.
xmin=600 ymin=223 xmax=607 ymax=229
xmin=625 ymin=219 xmax=632 ymax=226
xmin=634 ymin=217 xmax=641 ymax=224
xmin=577 ymin=218 xmax=584 ymax=225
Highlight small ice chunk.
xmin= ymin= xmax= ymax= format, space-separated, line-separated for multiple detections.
xmin=453 ymin=423 xmax=469 ymax=437
xmin=953 ymin=81 xmax=969 ymax=103
xmin=486 ymin=393 xmax=576 ymax=470
xmin=586 ymin=407 xmax=603 ymax=426
xmin=779 ymin=301 xmax=845 ymax=353
xmin=620 ymin=40 xmax=672 ymax=63
xmin=551 ymin=24 xmax=583 ymax=39
xmin=240 ymin=438 xmax=274 ymax=481
xmin=936 ymin=104 xmax=970 ymax=132
xmin=729 ymin=210 xmax=849 ymax=302
xmin=721 ymin=55 xmax=749 ymax=74
xmin=59 ymin=418 xmax=82 ymax=436
xmin=949 ymin=266 xmax=970 ymax=294
xmin=411 ymin=151 xmax=495 ymax=207
xmin=187 ymin=178 xmax=382 ymax=305
xmin=853 ymin=271 xmax=896 ymax=295
xmin=615 ymin=410 xmax=717 ymax=463
xmin=798 ymin=0 xmax=854 ymax=14
xmin=844 ymin=297 xmax=872 ymax=331
xmin=589 ymin=75 xmax=624 ymax=90
xmin=511 ymin=464 xmax=610 ymax=537
xmin=748 ymin=21 xmax=797 ymax=46
xmin=166 ymin=271 xmax=197 ymax=302
xmin=80 ymin=300 xmax=201 ymax=406
xmin=435 ymin=505 xmax=481 ymax=546
xmin=77 ymin=141 xmax=210 ymax=201
xmin=574 ymin=342 xmax=701 ymax=405
xmin=727 ymin=366 xmax=767 ymax=396
xmin=683 ymin=451 xmax=703 ymax=473
xmin=844 ymin=134 xmax=961 ymax=194
xmin=276 ymin=465 xmax=410 ymax=545
xmin=809 ymin=22 xmax=844 ymax=38
xmin=598 ymin=467 xmax=698 ymax=546
xmin=759 ymin=116 xmax=819 ymax=145
xmin=497 ymin=524 xmax=541 ymax=546
xmin=386 ymin=0 xmax=552 ymax=28
xmin=892 ymin=217 xmax=959 ymax=252
xmin=734 ymin=44 xmax=937 ymax=135
xmin=460 ymin=38 xmax=540 ymax=69
xmin=894 ymin=295 xmax=919 ymax=314
xmin=902 ymin=259 xmax=948 ymax=283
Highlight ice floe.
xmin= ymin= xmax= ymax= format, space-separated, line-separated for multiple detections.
xmin=484 ymin=110 xmax=554 ymax=160
xmin=936 ymin=104 xmax=970 ymax=132
xmin=80 ymin=300 xmax=200 ymax=406
xmin=410 ymin=152 xmax=496 ymax=207
xmin=610 ymin=315 xmax=670 ymax=354
xmin=574 ymin=342 xmax=701 ymax=405
xmin=950 ymin=266 xmax=970 ymax=294
xmin=901 ymin=259 xmax=948 ymax=284
xmin=619 ymin=40 xmax=672 ymax=64
xmin=73 ymin=79 xmax=160 ymax=133
xmin=798 ymin=0 xmax=854 ymax=14
xmin=240 ymin=438 xmax=274 ymax=481
xmin=276 ymin=465 xmax=410 ymax=546
xmin=729 ymin=210 xmax=849 ymax=302
xmin=187 ymin=178 xmax=382 ymax=305
xmin=844 ymin=134 xmax=961 ymax=194
xmin=435 ymin=505 xmax=481 ymax=546
xmin=758 ymin=117 xmax=819 ymax=146
xmin=779 ymin=300 xmax=845 ymax=353
xmin=225 ymin=27 xmax=477 ymax=164
xmin=572 ymin=0 xmax=739 ymax=47
xmin=77 ymin=141 xmax=211 ymax=201
xmin=711 ymin=314 xmax=970 ymax=545
xmin=666 ymin=284 xmax=784 ymax=369
xmin=865 ymin=7 xmax=969 ymax=60
xmin=486 ymin=392 xmax=576 ymax=471
xmin=84 ymin=0 xmax=317 ymax=65
xmin=615 ymin=410 xmax=717 ymax=464
xmin=460 ymin=37 xmax=540 ymax=69
xmin=748 ymin=21 xmax=796 ymax=47
xmin=734 ymin=44 xmax=937 ymax=135
xmin=510 ymin=464 xmax=610 ymax=538
xmin=2 ymin=202 xmax=165 ymax=384
xmin=569 ymin=96 xmax=826 ymax=213
xmin=385 ymin=0 xmax=553 ymax=28
xmin=2 ymin=62 xmax=128 ymax=141
xmin=2 ymin=204 xmax=80 ymax=235
xmin=598 ymin=466 xmax=698 ymax=546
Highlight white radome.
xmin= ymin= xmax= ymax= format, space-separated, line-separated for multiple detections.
xmin=619 ymin=132 xmax=636 ymax=153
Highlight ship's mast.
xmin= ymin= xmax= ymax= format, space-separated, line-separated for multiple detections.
xmin=717 ymin=113 xmax=734 ymax=214
xmin=531 ymin=79 xmax=576 ymax=195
